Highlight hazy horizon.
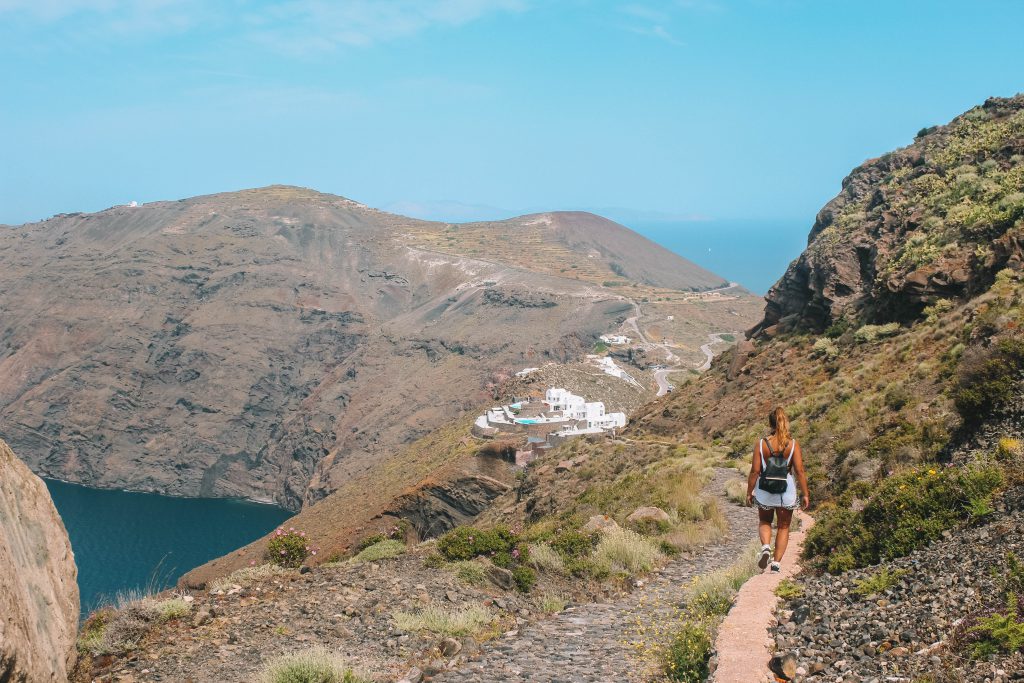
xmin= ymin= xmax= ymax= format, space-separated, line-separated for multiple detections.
xmin=3 ymin=1 xmax=1023 ymax=232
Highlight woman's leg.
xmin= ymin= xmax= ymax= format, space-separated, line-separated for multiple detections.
xmin=773 ymin=508 xmax=794 ymax=561
xmin=758 ymin=507 xmax=774 ymax=547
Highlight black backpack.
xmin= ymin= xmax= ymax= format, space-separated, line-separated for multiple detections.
xmin=758 ymin=438 xmax=793 ymax=495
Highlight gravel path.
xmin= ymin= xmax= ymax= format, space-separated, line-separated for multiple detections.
xmin=711 ymin=511 xmax=813 ymax=683
xmin=435 ymin=468 xmax=757 ymax=683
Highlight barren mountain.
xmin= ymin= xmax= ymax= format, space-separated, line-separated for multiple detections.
xmin=0 ymin=186 xmax=742 ymax=510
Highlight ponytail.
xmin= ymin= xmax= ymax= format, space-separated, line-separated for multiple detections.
xmin=768 ymin=406 xmax=791 ymax=450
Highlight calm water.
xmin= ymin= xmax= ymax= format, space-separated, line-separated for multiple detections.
xmin=45 ymin=479 xmax=291 ymax=614
xmin=630 ymin=219 xmax=808 ymax=295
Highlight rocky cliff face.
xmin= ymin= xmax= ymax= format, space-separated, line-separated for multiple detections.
xmin=0 ymin=438 xmax=79 ymax=683
xmin=754 ymin=94 xmax=1024 ymax=336
xmin=0 ymin=186 xmax=748 ymax=510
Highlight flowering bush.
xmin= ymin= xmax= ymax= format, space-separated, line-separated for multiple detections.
xmin=436 ymin=525 xmax=536 ymax=592
xmin=266 ymin=527 xmax=317 ymax=568
xmin=663 ymin=617 xmax=713 ymax=683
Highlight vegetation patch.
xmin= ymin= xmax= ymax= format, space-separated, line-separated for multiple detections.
xmin=436 ymin=525 xmax=536 ymax=592
xmin=350 ymin=539 xmax=406 ymax=564
xmin=211 ymin=563 xmax=294 ymax=592
xmin=804 ymin=462 xmax=1003 ymax=573
xmin=392 ymin=605 xmax=493 ymax=636
xmin=592 ymin=527 xmax=665 ymax=575
xmin=852 ymin=568 xmax=909 ymax=597
xmin=260 ymin=647 xmax=368 ymax=683
xmin=953 ymin=335 xmax=1024 ymax=425
xmin=774 ymin=579 xmax=804 ymax=600
xmin=266 ymin=528 xmax=317 ymax=569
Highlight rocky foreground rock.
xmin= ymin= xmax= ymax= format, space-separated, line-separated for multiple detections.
xmin=0 ymin=437 xmax=79 ymax=682
xmin=773 ymin=494 xmax=1024 ymax=682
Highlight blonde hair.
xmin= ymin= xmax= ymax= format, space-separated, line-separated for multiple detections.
xmin=768 ymin=406 xmax=791 ymax=450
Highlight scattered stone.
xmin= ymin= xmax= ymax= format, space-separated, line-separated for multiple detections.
xmin=626 ymin=506 xmax=670 ymax=525
xmin=581 ymin=515 xmax=619 ymax=534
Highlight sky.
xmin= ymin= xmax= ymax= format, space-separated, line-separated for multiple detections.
xmin=2 ymin=0 xmax=1023 ymax=230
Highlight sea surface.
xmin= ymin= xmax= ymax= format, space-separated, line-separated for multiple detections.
xmin=630 ymin=219 xmax=808 ymax=295
xmin=45 ymin=479 xmax=291 ymax=614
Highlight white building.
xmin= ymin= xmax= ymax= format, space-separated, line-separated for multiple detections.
xmin=599 ymin=334 xmax=631 ymax=345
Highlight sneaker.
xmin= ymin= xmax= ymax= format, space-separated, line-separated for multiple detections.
xmin=770 ymin=561 xmax=781 ymax=573
xmin=758 ymin=545 xmax=771 ymax=570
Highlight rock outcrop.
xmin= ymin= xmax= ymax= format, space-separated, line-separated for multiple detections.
xmin=753 ymin=94 xmax=1024 ymax=336
xmin=0 ymin=438 xmax=79 ymax=682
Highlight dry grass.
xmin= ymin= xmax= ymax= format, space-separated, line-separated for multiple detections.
xmin=449 ymin=560 xmax=488 ymax=586
xmin=350 ymin=539 xmax=407 ymax=564
xmin=527 ymin=542 xmax=566 ymax=574
xmin=723 ymin=479 xmax=748 ymax=506
xmin=210 ymin=563 xmax=294 ymax=592
xmin=687 ymin=542 xmax=760 ymax=615
xmin=392 ymin=605 xmax=493 ymax=636
xmin=152 ymin=597 xmax=191 ymax=622
xmin=539 ymin=594 xmax=568 ymax=613
xmin=593 ymin=527 xmax=666 ymax=575
xmin=260 ymin=647 xmax=368 ymax=683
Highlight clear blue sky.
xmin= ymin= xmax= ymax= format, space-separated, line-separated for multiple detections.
xmin=2 ymin=0 xmax=1022 ymax=228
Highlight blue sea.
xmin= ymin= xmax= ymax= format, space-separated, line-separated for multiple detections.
xmin=629 ymin=219 xmax=809 ymax=295
xmin=45 ymin=479 xmax=291 ymax=615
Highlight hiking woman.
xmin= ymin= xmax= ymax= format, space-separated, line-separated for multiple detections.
xmin=745 ymin=406 xmax=809 ymax=573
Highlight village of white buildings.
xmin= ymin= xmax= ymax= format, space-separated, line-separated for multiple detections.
xmin=473 ymin=386 xmax=628 ymax=466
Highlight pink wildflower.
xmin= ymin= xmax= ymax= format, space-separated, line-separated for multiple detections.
xmin=280 ymin=550 xmax=286 ymax=555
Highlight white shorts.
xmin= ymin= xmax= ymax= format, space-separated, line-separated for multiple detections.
xmin=754 ymin=474 xmax=799 ymax=510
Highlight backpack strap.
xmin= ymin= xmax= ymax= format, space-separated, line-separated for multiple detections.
xmin=758 ymin=438 xmax=767 ymax=471
xmin=785 ymin=439 xmax=796 ymax=466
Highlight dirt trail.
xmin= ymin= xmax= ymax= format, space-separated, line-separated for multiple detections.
xmin=436 ymin=468 xmax=757 ymax=683
xmin=711 ymin=511 xmax=814 ymax=683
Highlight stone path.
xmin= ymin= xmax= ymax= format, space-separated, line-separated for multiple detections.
xmin=711 ymin=511 xmax=813 ymax=683
xmin=435 ymin=468 xmax=757 ymax=683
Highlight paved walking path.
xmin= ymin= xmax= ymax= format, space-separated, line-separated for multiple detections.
xmin=711 ymin=511 xmax=814 ymax=683
xmin=435 ymin=468 xmax=757 ymax=683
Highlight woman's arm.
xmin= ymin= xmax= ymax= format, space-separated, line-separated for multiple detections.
xmin=745 ymin=444 xmax=761 ymax=506
xmin=793 ymin=441 xmax=810 ymax=509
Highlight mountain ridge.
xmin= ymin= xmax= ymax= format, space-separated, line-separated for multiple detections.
xmin=0 ymin=185 xmax=756 ymax=511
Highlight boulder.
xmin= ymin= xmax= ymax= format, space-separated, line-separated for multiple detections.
xmin=485 ymin=564 xmax=515 ymax=590
xmin=626 ymin=506 xmax=671 ymax=525
xmin=0 ymin=438 xmax=80 ymax=682
xmin=582 ymin=514 xmax=620 ymax=534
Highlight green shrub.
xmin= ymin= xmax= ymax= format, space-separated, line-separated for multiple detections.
xmin=260 ymin=647 xmax=367 ymax=683
xmin=968 ymin=594 xmax=1024 ymax=659
xmin=549 ymin=529 xmax=597 ymax=560
xmin=852 ymin=568 xmax=909 ymax=597
xmin=804 ymin=463 xmax=1003 ymax=572
xmin=436 ymin=525 xmax=535 ymax=591
xmin=437 ymin=525 xmax=516 ymax=561
xmin=663 ymin=618 xmax=713 ymax=683
xmin=954 ymin=336 xmax=1024 ymax=425
xmin=774 ymin=579 xmax=803 ymax=600
xmin=266 ymin=528 xmax=314 ymax=569
xmin=354 ymin=533 xmax=387 ymax=551
xmin=512 ymin=565 xmax=537 ymax=592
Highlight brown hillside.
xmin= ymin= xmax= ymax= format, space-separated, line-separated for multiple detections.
xmin=0 ymin=186 xmax=755 ymax=510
